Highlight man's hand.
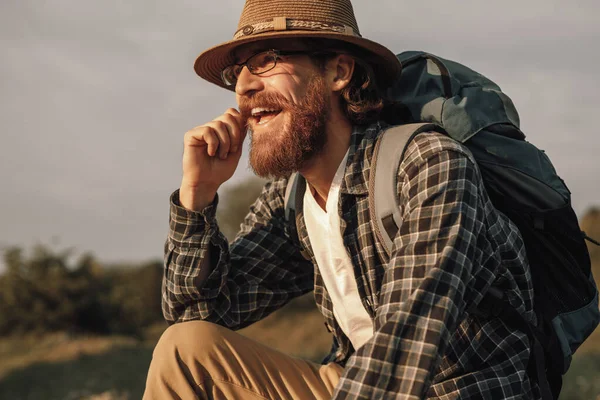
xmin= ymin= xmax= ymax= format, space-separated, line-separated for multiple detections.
xmin=179 ymin=108 xmax=246 ymax=211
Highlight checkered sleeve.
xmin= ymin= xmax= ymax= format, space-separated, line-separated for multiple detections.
xmin=334 ymin=135 xmax=494 ymax=399
xmin=162 ymin=179 xmax=314 ymax=328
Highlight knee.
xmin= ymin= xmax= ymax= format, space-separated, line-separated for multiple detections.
xmin=146 ymin=321 xmax=227 ymax=398
xmin=152 ymin=320 xmax=226 ymax=362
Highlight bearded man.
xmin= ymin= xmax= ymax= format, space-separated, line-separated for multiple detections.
xmin=144 ymin=1 xmax=541 ymax=399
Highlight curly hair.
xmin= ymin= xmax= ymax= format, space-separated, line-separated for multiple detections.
xmin=304 ymin=38 xmax=408 ymax=126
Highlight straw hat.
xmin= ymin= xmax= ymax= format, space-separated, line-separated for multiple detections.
xmin=194 ymin=0 xmax=402 ymax=91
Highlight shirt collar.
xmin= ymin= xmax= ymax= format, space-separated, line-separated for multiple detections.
xmin=340 ymin=121 xmax=386 ymax=196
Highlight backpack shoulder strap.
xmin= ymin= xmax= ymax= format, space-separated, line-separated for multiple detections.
xmin=284 ymin=172 xmax=310 ymax=259
xmin=284 ymin=172 xmax=302 ymax=222
xmin=370 ymin=123 xmax=442 ymax=258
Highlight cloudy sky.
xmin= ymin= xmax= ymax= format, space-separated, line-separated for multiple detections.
xmin=1 ymin=0 xmax=598 ymax=269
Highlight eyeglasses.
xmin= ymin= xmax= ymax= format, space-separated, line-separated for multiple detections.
xmin=221 ymin=49 xmax=316 ymax=87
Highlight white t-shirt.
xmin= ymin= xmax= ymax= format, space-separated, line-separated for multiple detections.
xmin=303 ymin=151 xmax=374 ymax=351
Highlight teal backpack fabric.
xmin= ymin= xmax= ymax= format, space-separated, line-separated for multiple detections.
xmin=385 ymin=51 xmax=600 ymax=399
xmin=388 ymin=51 xmax=522 ymax=143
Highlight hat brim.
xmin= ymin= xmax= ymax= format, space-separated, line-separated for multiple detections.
xmin=194 ymin=30 xmax=402 ymax=91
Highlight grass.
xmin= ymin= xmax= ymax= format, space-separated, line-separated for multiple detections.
xmin=0 ymin=294 xmax=331 ymax=400
xmin=561 ymin=352 xmax=600 ymax=400
xmin=0 ymin=331 xmax=152 ymax=399
xmin=0 ymin=345 xmax=152 ymax=400
xmin=0 ymin=294 xmax=598 ymax=399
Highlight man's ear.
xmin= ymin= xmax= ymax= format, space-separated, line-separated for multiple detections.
xmin=327 ymin=54 xmax=355 ymax=92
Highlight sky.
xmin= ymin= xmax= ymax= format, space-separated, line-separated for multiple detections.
xmin=1 ymin=0 xmax=599 ymax=269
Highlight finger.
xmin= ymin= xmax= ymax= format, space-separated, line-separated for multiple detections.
xmin=184 ymin=127 xmax=208 ymax=147
xmin=205 ymin=120 xmax=231 ymax=159
xmin=224 ymin=108 xmax=247 ymax=149
xmin=224 ymin=108 xmax=244 ymax=131
xmin=218 ymin=112 xmax=242 ymax=153
xmin=186 ymin=126 xmax=219 ymax=157
xmin=185 ymin=126 xmax=215 ymax=150
xmin=225 ymin=107 xmax=241 ymax=119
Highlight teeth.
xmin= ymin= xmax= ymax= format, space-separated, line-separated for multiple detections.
xmin=251 ymin=107 xmax=278 ymax=116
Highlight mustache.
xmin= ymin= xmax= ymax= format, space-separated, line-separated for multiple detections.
xmin=238 ymin=91 xmax=293 ymax=126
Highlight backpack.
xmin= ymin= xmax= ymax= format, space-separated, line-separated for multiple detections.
xmin=284 ymin=51 xmax=600 ymax=399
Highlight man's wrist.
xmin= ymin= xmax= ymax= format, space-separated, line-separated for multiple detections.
xmin=179 ymin=183 xmax=218 ymax=212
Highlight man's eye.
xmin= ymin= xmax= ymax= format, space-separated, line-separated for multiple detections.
xmin=254 ymin=55 xmax=268 ymax=68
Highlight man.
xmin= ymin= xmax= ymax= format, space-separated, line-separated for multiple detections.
xmin=145 ymin=0 xmax=541 ymax=398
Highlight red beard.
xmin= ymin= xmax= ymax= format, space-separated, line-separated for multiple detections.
xmin=239 ymin=74 xmax=330 ymax=179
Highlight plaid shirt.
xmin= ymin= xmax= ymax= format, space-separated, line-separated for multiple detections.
xmin=163 ymin=122 xmax=541 ymax=399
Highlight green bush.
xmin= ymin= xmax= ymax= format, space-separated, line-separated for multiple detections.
xmin=101 ymin=261 xmax=163 ymax=337
xmin=0 ymin=246 xmax=163 ymax=337
xmin=216 ymin=177 xmax=266 ymax=241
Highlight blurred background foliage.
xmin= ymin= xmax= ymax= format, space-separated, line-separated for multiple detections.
xmin=0 ymin=179 xmax=598 ymax=399
xmin=0 ymin=178 xmax=267 ymax=339
xmin=0 ymin=247 xmax=162 ymax=337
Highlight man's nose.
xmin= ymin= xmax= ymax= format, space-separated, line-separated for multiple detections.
xmin=235 ymin=66 xmax=263 ymax=97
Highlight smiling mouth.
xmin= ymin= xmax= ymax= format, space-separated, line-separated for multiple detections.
xmin=251 ymin=107 xmax=282 ymax=125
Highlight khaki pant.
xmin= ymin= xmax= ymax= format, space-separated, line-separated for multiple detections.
xmin=143 ymin=321 xmax=343 ymax=400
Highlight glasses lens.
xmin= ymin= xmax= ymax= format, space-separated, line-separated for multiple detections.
xmin=221 ymin=65 xmax=241 ymax=86
xmin=248 ymin=51 xmax=277 ymax=74
xmin=221 ymin=51 xmax=279 ymax=86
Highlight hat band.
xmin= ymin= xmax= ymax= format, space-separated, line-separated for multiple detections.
xmin=233 ymin=18 xmax=361 ymax=40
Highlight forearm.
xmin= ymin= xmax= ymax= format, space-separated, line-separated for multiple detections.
xmin=162 ymin=180 xmax=315 ymax=328
xmin=179 ymin=179 xmax=218 ymax=212
xmin=162 ymin=190 xmax=225 ymax=324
